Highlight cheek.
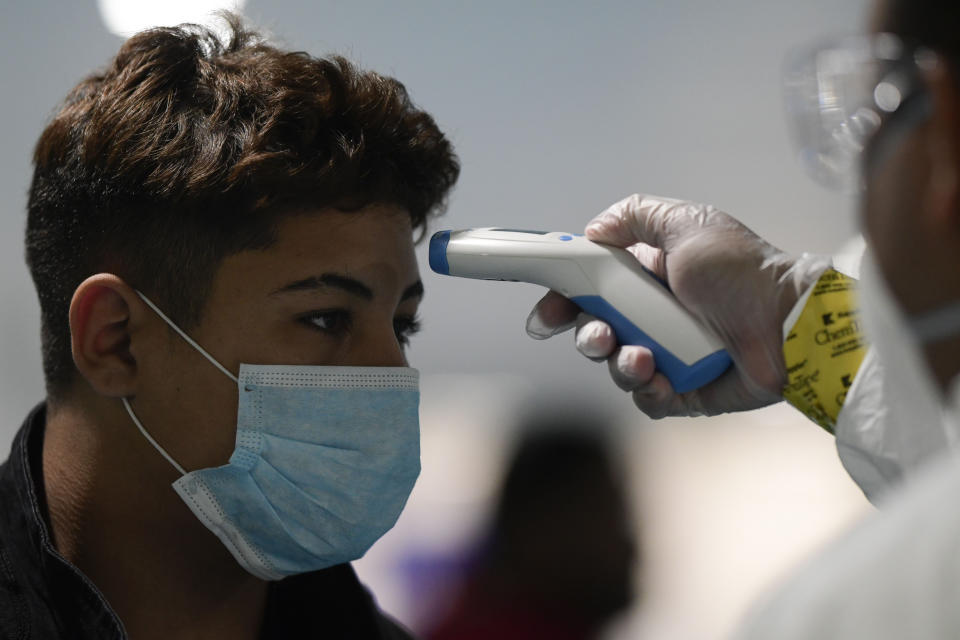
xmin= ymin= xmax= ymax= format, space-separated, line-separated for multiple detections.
xmin=861 ymin=166 xmax=900 ymax=258
xmin=861 ymin=136 xmax=930 ymax=305
xmin=131 ymin=338 xmax=242 ymax=473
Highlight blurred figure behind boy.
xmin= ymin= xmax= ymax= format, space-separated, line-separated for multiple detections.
xmin=428 ymin=413 xmax=637 ymax=640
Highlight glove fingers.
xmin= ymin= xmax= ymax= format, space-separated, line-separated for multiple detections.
xmin=606 ymin=346 xmax=656 ymax=392
xmin=630 ymin=374 xmax=679 ymax=419
xmin=626 ymin=243 xmax=669 ymax=283
xmin=526 ymin=290 xmax=579 ymax=339
xmin=585 ymin=193 xmax=684 ymax=251
xmin=575 ymin=315 xmax=616 ymax=361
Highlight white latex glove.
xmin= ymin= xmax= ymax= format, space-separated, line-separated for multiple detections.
xmin=526 ymin=193 xmax=831 ymax=418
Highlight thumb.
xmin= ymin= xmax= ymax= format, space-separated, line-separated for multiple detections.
xmin=585 ymin=193 xmax=690 ymax=250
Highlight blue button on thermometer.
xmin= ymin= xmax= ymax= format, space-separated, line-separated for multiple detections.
xmin=429 ymin=228 xmax=731 ymax=393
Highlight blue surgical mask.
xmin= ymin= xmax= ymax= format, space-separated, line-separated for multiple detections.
xmin=122 ymin=292 xmax=421 ymax=581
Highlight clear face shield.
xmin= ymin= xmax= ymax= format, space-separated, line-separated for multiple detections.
xmin=783 ymin=33 xmax=937 ymax=193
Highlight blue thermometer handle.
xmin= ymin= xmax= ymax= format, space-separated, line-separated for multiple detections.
xmin=568 ymin=295 xmax=731 ymax=393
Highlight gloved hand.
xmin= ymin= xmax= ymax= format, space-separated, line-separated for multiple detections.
xmin=526 ymin=193 xmax=831 ymax=417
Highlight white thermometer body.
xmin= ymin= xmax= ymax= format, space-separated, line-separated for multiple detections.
xmin=429 ymin=228 xmax=731 ymax=393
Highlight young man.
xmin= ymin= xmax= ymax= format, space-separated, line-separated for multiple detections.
xmin=0 ymin=14 xmax=458 ymax=639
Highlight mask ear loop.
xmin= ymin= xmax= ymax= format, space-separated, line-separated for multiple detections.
xmin=132 ymin=291 xmax=239 ymax=384
xmin=123 ymin=397 xmax=187 ymax=476
xmin=122 ymin=290 xmax=241 ymax=476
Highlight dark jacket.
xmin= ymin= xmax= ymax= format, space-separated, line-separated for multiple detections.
xmin=0 ymin=404 xmax=414 ymax=639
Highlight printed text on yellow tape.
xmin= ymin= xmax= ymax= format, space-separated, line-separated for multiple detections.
xmin=782 ymin=269 xmax=867 ymax=433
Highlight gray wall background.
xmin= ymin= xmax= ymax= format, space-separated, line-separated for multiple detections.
xmin=0 ymin=0 xmax=868 ymax=442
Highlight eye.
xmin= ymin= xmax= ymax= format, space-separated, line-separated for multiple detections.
xmin=299 ymin=310 xmax=352 ymax=336
xmin=394 ymin=314 xmax=421 ymax=347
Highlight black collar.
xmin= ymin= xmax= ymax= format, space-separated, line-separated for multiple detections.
xmin=0 ymin=403 xmax=126 ymax=638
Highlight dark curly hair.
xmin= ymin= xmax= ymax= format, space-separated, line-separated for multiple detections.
xmin=26 ymin=14 xmax=459 ymax=397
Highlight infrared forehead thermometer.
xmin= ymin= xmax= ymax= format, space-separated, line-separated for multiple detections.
xmin=429 ymin=228 xmax=731 ymax=393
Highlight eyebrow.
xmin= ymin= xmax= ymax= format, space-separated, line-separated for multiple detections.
xmin=401 ymin=280 xmax=425 ymax=302
xmin=271 ymin=273 xmax=424 ymax=302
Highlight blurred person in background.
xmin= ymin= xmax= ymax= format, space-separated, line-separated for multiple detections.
xmin=427 ymin=414 xmax=636 ymax=640
xmin=0 ymin=13 xmax=459 ymax=639
xmin=528 ymin=0 xmax=960 ymax=636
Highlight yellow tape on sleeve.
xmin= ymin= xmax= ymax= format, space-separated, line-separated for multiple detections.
xmin=782 ymin=268 xmax=867 ymax=433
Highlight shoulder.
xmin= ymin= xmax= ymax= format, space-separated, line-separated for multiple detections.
xmin=735 ymin=451 xmax=960 ymax=639
xmin=0 ymin=456 xmax=34 ymax=638
xmin=0 ymin=540 xmax=50 ymax=640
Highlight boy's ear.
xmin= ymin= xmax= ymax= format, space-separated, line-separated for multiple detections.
xmin=69 ymin=274 xmax=143 ymax=398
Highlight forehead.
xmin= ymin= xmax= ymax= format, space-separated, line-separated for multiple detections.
xmin=211 ymin=205 xmax=420 ymax=304
xmin=271 ymin=205 xmax=417 ymax=263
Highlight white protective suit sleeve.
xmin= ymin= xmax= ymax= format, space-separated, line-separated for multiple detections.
xmin=834 ymin=348 xmax=952 ymax=502
xmin=829 ymin=247 xmax=959 ymax=502
xmin=734 ymin=422 xmax=960 ymax=640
